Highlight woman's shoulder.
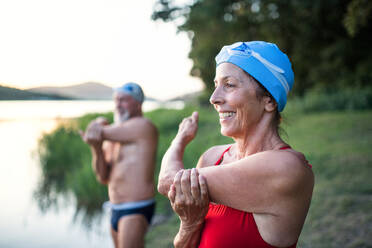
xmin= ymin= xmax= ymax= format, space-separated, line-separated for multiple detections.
xmin=277 ymin=147 xmax=312 ymax=171
xmin=263 ymin=147 xmax=314 ymax=190
xmin=196 ymin=144 xmax=233 ymax=168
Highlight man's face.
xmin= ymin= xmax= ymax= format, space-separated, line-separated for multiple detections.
xmin=113 ymin=92 xmax=139 ymax=123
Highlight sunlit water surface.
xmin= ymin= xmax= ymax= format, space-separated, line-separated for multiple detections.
xmin=0 ymin=100 xmax=182 ymax=248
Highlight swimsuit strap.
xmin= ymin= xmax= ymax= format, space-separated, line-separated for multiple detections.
xmin=214 ymin=145 xmax=313 ymax=169
xmin=279 ymin=145 xmax=312 ymax=168
xmin=215 ymin=145 xmax=289 ymax=165
xmin=215 ymin=146 xmax=232 ymax=165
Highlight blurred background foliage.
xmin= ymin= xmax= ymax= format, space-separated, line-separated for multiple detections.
xmin=34 ymin=113 xmax=113 ymax=226
xmin=152 ymin=0 xmax=372 ymax=99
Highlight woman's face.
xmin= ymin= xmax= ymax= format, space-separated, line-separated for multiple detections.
xmin=210 ymin=63 xmax=265 ymax=138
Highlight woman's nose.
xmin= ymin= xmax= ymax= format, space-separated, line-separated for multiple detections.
xmin=209 ymin=86 xmax=224 ymax=105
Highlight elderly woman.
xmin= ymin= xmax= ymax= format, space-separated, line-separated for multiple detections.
xmin=158 ymin=41 xmax=314 ymax=248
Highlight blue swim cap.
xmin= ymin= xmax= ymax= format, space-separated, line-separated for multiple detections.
xmin=215 ymin=41 xmax=294 ymax=112
xmin=114 ymin=82 xmax=144 ymax=103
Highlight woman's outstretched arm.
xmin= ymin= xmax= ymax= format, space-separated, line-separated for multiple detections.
xmin=158 ymin=112 xmax=199 ymax=196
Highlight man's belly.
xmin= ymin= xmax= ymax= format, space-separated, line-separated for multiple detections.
xmin=108 ymin=179 xmax=155 ymax=204
xmin=105 ymin=142 xmax=156 ymax=204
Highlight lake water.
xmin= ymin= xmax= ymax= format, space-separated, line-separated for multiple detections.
xmin=0 ymin=100 xmax=183 ymax=248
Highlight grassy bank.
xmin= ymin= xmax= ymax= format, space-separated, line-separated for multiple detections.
xmin=286 ymin=111 xmax=372 ymax=248
xmin=36 ymin=105 xmax=372 ymax=247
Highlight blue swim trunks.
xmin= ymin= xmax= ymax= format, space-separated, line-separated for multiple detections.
xmin=104 ymin=199 xmax=156 ymax=232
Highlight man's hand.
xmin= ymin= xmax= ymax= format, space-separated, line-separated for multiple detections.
xmin=175 ymin=112 xmax=199 ymax=146
xmin=94 ymin=117 xmax=109 ymax=126
xmin=80 ymin=117 xmax=109 ymax=146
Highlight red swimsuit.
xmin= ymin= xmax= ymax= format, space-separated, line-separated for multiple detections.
xmin=198 ymin=146 xmax=305 ymax=248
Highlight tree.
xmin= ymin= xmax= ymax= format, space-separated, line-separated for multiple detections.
xmin=152 ymin=0 xmax=372 ymax=96
xmin=344 ymin=0 xmax=372 ymax=37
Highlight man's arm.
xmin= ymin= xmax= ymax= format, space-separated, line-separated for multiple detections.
xmin=81 ymin=117 xmax=111 ymax=184
xmin=90 ymin=142 xmax=111 ymax=184
xmin=101 ymin=118 xmax=155 ymax=144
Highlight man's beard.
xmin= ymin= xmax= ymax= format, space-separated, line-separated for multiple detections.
xmin=114 ymin=110 xmax=130 ymax=124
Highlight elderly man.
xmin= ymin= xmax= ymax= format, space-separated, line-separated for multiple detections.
xmin=81 ymin=82 xmax=158 ymax=248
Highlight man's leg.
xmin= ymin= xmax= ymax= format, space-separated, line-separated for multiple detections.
xmin=117 ymin=214 xmax=148 ymax=248
xmin=111 ymin=226 xmax=119 ymax=248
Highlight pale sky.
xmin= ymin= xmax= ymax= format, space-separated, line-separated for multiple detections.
xmin=0 ymin=0 xmax=204 ymax=100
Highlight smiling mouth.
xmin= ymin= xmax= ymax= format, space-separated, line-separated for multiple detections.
xmin=219 ymin=112 xmax=236 ymax=118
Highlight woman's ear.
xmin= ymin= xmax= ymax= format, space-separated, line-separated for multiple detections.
xmin=263 ymin=96 xmax=277 ymax=112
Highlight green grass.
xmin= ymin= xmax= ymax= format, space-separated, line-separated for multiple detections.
xmin=284 ymin=111 xmax=372 ymax=248
xmin=36 ymin=105 xmax=372 ymax=247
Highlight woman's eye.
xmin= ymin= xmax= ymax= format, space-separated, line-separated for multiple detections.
xmin=225 ymin=82 xmax=235 ymax=88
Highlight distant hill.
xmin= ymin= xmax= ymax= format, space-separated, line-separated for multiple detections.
xmin=28 ymin=82 xmax=113 ymax=100
xmin=168 ymin=90 xmax=203 ymax=102
xmin=0 ymin=85 xmax=73 ymax=100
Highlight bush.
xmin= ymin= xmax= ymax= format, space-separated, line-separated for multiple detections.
xmin=287 ymin=87 xmax=372 ymax=113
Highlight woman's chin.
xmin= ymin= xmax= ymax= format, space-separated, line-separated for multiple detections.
xmin=220 ymin=127 xmax=234 ymax=137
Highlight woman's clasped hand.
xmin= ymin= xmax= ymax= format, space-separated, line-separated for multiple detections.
xmin=168 ymin=168 xmax=209 ymax=229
